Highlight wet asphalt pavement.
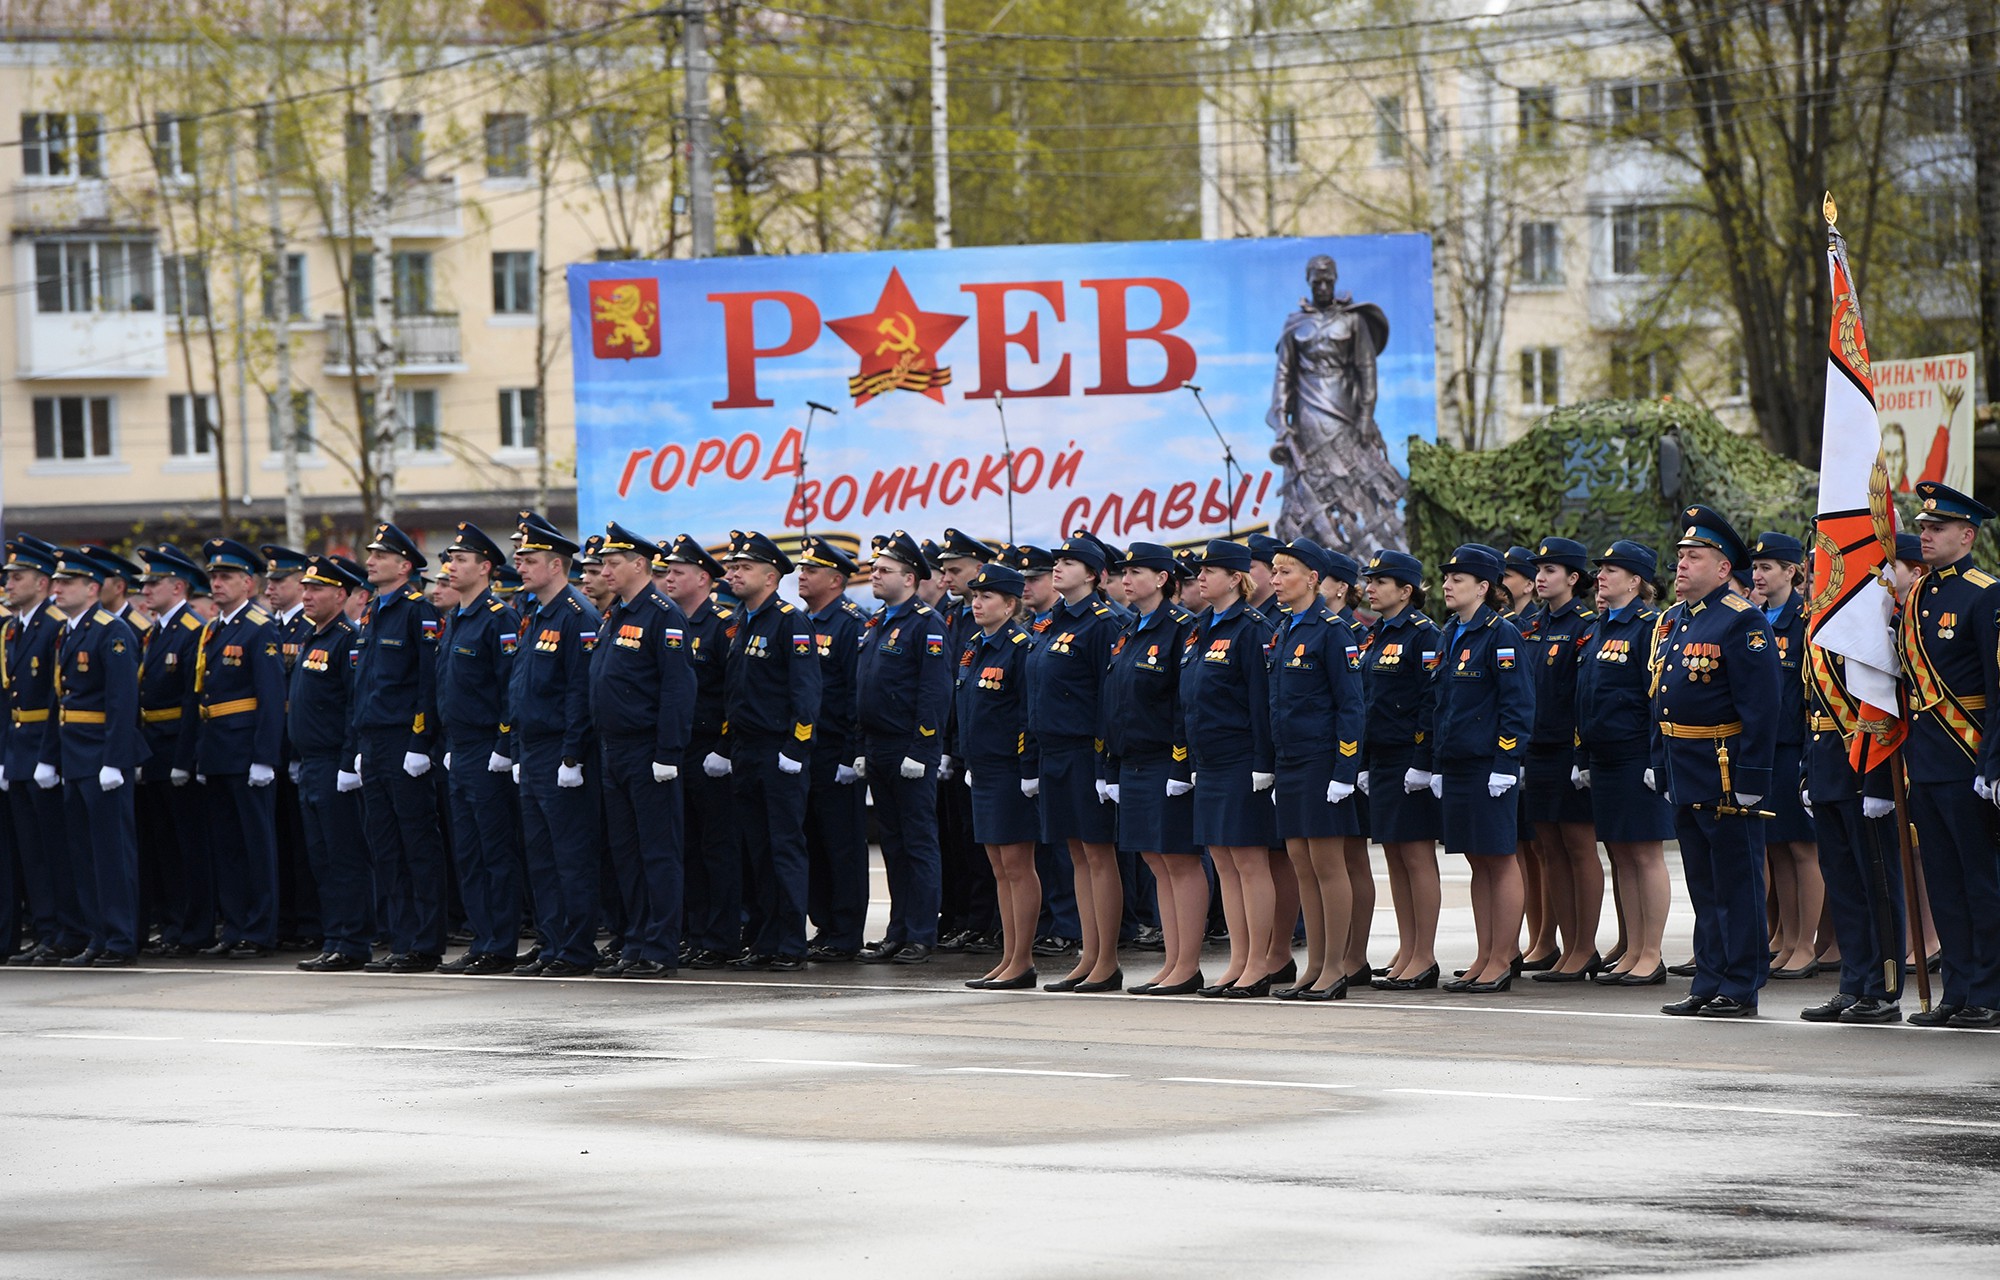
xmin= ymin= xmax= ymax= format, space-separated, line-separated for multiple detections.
xmin=4 ymin=858 xmax=1999 ymax=1278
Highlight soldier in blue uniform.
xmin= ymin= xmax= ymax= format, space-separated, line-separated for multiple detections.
xmin=432 ymin=523 xmax=523 ymax=974
xmin=851 ymin=530 xmax=951 ymax=965
xmin=654 ymin=533 xmax=740 ymax=967
xmin=507 ymin=513 xmax=602 ymax=978
xmin=286 ymin=557 xmax=374 ymax=972
xmin=133 ymin=545 xmax=209 ymax=957
xmin=350 ymin=522 xmax=448 ymax=973
xmin=587 ymin=523 xmax=694 ymax=979
xmin=80 ymin=545 xmax=150 ymax=635
xmin=1245 ymin=533 xmax=1283 ymax=619
xmin=194 ymin=538 xmax=287 ymax=958
xmin=4 ymin=536 xmax=82 ymax=964
xmin=793 ymin=535 xmax=869 ymax=963
xmin=256 ymin=544 xmax=320 ymax=952
xmin=1904 ymin=483 xmax=2000 ymax=1026
xmin=1652 ymin=507 xmax=1781 ymax=1017
xmin=1520 ymin=537 xmax=1602 ymax=982
xmin=47 ymin=549 xmax=143 ymax=965
xmin=933 ymin=528 xmax=1002 ymax=955
xmin=720 ymin=530 xmax=821 ymax=970
xmin=1747 ymin=531 xmax=1822 ymax=980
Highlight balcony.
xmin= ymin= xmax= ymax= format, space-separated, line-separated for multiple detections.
xmin=333 ymin=174 xmax=462 ymax=239
xmin=10 ymin=180 xmax=156 ymax=232
xmin=323 ymin=312 xmax=464 ymax=375
xmin=9 ymin=240 xmax=165 ymax=379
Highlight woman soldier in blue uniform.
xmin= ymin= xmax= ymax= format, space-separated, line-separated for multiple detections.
xmin=1430 ymin=545 xmax=1536 ymax=992
xmin=1318 ymin=549 xmax=1379 ymax=984
xmin=1749 ymin=532 xmax=1823 ymax=979
xmin=1265 ymin=540 xmax=1366 ymax=999
xmin=1182 ymin=540 xmax=1281 ymax=997
xmin=1102 ymin=544 xmax=1204 ymax=996
xmin=1523 ymin=538 xmax=1604 ymax=982
xmin=1501 ymin=545 xmax=1556 ymax=970
xmin=1575 ymin=541 xmax=1675 ymax=985
xmin=951 ymin=563 xmax=1042 ymax=991
xmin=1360 ymin=550 xmax=1444 ymax=989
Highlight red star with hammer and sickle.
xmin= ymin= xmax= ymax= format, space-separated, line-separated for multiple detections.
xmin=826 ymin=267 xmax=967 ymax=406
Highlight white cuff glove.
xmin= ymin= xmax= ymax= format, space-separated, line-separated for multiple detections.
xmin=442 ymin=752 xmax=453 ymax=772
xmin=652 ymin=762 xmax=679 ymax=783
xmin=353 ymin=753 xmax=363 ymax=780
xmin=703 ymin=752 xmax=732 ymax=778
xmin=1107 ymin=783 xmax=1122 ymax=804
xmin=283 ymin=760 xmax=299 ymax=784
xmin=1166 ymin=778 xmax=1193 ymax=797
xmin=1189 ymin=771 xmax=1197 ymax=786
xmin=1801 ymin=787 xmax=1813 ymax=817
xmin=1327 ymin=779 xmax=1355 ymax=804
xmin=1642 ymin=768 xmax=1657 ymax=792
xmin=1021 ymin=777 xmax=1041 ymax=798
xmin=0 ymin=765 xmax=7 ymax=792
xmin=1251 ymin=772 xmax=1275 ymax=793
xmin=1094 ymin=778 xmax=1111 ymax=803
xmin=1863 ymin=796 xmax=1895 ymax=819
xmin=488 ymin=751 xmax=511 ymax=773
xmin=852 ymin=755 xmax=867 ymax=779
xmin=1356 ymin=771 xmax=1371 ymax=796
xmin=900 ymin=756 xmax=926 ymax=780
xmin=511 ymin=763 xmax=522 ymax=784
xmin=962 ymin=769 xmax=974 ymax=787
xmin=247 ymin=763 xmax=275 ymax=787
xmin=402 ymin=751 xmax=431 ymax=778
xmin=34 ymin=763 xmax=58 ymax=789
xmin=1488 ymin=771 xmax=1518 ymax=798
xmin=98 ymin=766 xmax=125 ymax=792
xmin=171 ymin=768 xmax=190 ymax=787
xmin=1429 ymin=773 xmax=1443 ymax=799
xmin=939 ymin=754 xmax=957 ymax=780
xmin=195 ymin=774 xmax=206 ymax=785
xmin=835 ymin=764 xmax=859 ymax=785
xmin=1404 ymin=768 xmax=1432 ymax=794
xmin=1975 ymin=777 xmax=1992 ymax=802
xmin=777 ymin=754 xmax=803 ymax=775
xmin=557 ymin=762 xmax=584 ymax=788
xmin=1572 ymin=766 xmax=1590 ymax=789
xmin=336 ymin=769 xmax=362 ymax=793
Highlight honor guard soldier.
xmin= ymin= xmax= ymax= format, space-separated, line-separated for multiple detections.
xmin=351 ymin=522 xmax=449 ymax=973
xmin=81 ymin=545 xmax=150 ymax=637
xmin=134 ymin=546 xmax=211 ymax=957
xmin=195 ymin=538 xmax=288 ymax=958
xmin=48 ymin=549 xmax=143 ymax=965
xmin=434 ymin=523 xmax=524 ymax=975
xmin=1651 ymin=508 xmax=1781 ymax=1018
xmin=1904 ymin=483 xmax=2000 ymax=1027
xmin=260 ymin=544 xmax=319 ymax=950
xmin=792 ymin=535 xmax=869 ymax=962
xmin=719 ymin=530 xmax=822 ymax=970
xmin=4 ymin=535 xmax=83 ymax=964
xmin=932 ymin=527 xmax=1001 ymax=952
xmin=287 ymin=557 xmax=374 ymax=972
xmin=656 ymin=533 xmax=741 ymax=967
xmin=588 ymin=523 xmax=695 ymax=979
xmin=854 ymin=531 xmax=953 ymax=965
xmin=507 ymin=513 xmax=602 ymax=978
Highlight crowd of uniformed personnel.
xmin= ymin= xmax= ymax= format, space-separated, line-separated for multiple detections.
xmin=2 ymin=483 xmax=1996 ymax=1026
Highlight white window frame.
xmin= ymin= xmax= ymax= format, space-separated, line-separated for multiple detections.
xmin=163 ymin=253 xmax=209 ymax=318
xmin=33 ymin=238 xmax=157 ymax=314
xmin=1519 ymin=348 xmax=1561 ymax=408
xmin=491 ymin=251 xmax=536 ymax=315
xmin=1373 ymin=96 xmax=1405 ymax=164
xmin=155 ymin=112 xmax=198 ymax=182
xmin=32 ymin=394 xmax=119 ymax=466
xmin=21 ymin=111 xmax=103 ymax=181
xmin=485 ymin=112 xmax=530 ymax=181
xmin=1607 ymin=205 xmax=1665 ymax=278
xmin=498 ymin=388 xmax=539 ymax=453
xmin=1518 ymin=222 xmax=1562 ymax=286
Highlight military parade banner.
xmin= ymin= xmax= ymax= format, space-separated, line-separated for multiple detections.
xmin=568 ymin=236 xmax=1437 ymax=552
xmin=1871 ymin=350 xmax=1976 ymax=497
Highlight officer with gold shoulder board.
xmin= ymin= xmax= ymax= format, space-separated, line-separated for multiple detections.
xmin=134 ymin=545 xmax=210 ymax=957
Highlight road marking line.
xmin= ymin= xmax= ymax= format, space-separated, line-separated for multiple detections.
xmin=743 ymin=1058 xmax=914 ymax=1069
xmin=945 ymin=1067 xmax=1128 ymax=1079
xmin=1388 ymin=1088 xmax=1591 ymax=1103
xmin=37 ymin=1032 xmax=182 ymax=1042
xmin=1899 ymin=1115 xmax=2000 ymax=1131
xmin=1630 ymin=1100 xmax=1861 ymax=1119
xmin=1160 ymin=1077 xmax=1354 ymax=1091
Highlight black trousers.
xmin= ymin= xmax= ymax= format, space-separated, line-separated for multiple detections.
xmin=357 ymin=729 xmax=447 ymax=957
xmin=805 ymin=772 xmax=869 ymax=951
xmin=733 ymin=738 xmax=811 ymax=959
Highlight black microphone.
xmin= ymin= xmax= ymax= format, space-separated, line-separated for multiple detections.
xmin=1182 ymin=381 xmax=1201 ymax=393
xmin=806 ymin=400 xmax=837 ymax=415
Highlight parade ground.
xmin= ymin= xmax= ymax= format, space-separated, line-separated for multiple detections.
xmin=3 ymin=850 xmax=1996 ymax=1280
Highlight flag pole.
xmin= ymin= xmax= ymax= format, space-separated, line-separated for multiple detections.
xmin=1891 ymin=755 xmax=1933 ymax=1012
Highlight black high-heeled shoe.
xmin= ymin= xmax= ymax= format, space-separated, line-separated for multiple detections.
xmin=1376 ymin=963 xmax=1440 ymax=991
xmin=1197 ymin=979 xmax=1234 ymax=997
xmin=1271 ymin=980 xmax=1312 ymax=1000
xmin=1075 ymin=968 xmax=1124 ymax=993
xmin=1531 ymin=951 xmax=1602 ymax=983
xmin=1441 ymin=974 xmax=1474 ymax=993
xmin=1043 ymin=974 xmax=1084 ymax=992
xmin=1517 ymin=951 xmax=1558 ymax=972
xmin=1299 ymin=976 xmax=1348 ymax=1001
xmin=1128 ymin=981 xmax=1160 ymax=996
xmin=1467 ymin=970 xmax=1513 ymax=993
xmin=1269 ymin=959 xmax=1298 ymax=985
xmin=1222 ymin=974 xmax=1272 ymax=998
xmin=1618 ymin=964 xmax=1667 ymax=986
xmin=1151 ymin=972 xmax=1203 ymax=996
xmin=1343 ymin=965 xmax=1373 ymax=987
xmin=973 ymin=969 xmax=1037 ymax=990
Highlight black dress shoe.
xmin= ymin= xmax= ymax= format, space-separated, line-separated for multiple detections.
xmin=1269 ymin=959 xmax=1298 ymax=985
xmin=312 ymin=953 xmax=369 ymax=973
xmin=805 ymin=944 xmax=857 ymax=963
xmin=92 ymin=952 xmax=135 ymax=967
xmin=1075 ymin=969 xmax=1123 ymax=993
xmin=388 ymin=953 xmax=441 ymax=974
xmin=1271 ymin=981 xmax=1310 ymax=1000
xmin=1697 ymin=995 xmax=1757 ymax=1017
xmin=540 ymin=959 xmax=594 ymax=977
xmin=8 ymin=943 xmax=50 ymax=967
xmin=1441 ymin=975 xmax=1474 ymax=993
xmin=296 ymin=953 xmax=332 ymax=971
xmin=1298 ymin=977 xmax=1347 ymax=1001
xmin=729 ymin=953 xmax=773 ymax=970
xmin=1032 ymin=935 xmax=1080 ymax=957
xmin=200 ymin=940 xmax=238 ymax=958
xmin=1044 ymin=975 xmax=1084 ymax=993
xmin=1196 ymin=979 xmax=1232 ymax=997
xmin=1769 ymin=960 xmax=1820 ymax=980
xmin=1949 ymin=1005 xmax=2000 ymax=1029
xmin=511 ymin=958 xmax=553 ymax=976
xmin=1909 ymin=1002 xmax=1964 ymax=1027
xmin=766 ymin=955 xmax=807 ymax=973
xmin=972 ymin=969 xmax=1038 ymax=990
xmin=464 ymin=953 xmax=519 ymax=975
xmin=935 ymin=930 xmax=972 ymax=954
xmin=227 ymin=942 xmax=273 ymax=959
xmin=437 ymin=952 xmax=480 ymax=974
xmin=620 ymin=959 xmax=673 ymax=978
xmin=1147 ymin=973 xmax=1203 ymax=996
xmin=1800 ymin=993 xmax=1860 ymax=1022
xmin=1517 ymin=952 xmax=1559 ymax=972
xmin=1838 ymin=997 xmax=1902 ymax=1024
xmin=1375 ymin=963 xmax=1440 ymax=991
xmin=1530 ymin=967 xmax=1590 ymax=983
xmin=363 ymin=953 xmax=402 ymax=973
xmin=1343 ymin=965 xmax=1373 ymax=987
xmin=1222 ymin=974 xmax=1272 ymax=998
xmin=857 ymin=940 xmax=904 ymax=964
xmin=1619 ymin=965 xmax=1669 ymax=986
xmin=157 ymin=943 xmax=200 ymax=959
xmin=965 ymin=932 xmax=1003 ymax=954
xmin=60 ymin=948 xmax=103 ymax=968
xmin=681 ymin=948 xmax=726 ymax=969
xmin=892 ymin=943 xmax=934 ymax=965
xmin=1667 ymin=960 xmax=1699 ymax=977
xmin=1467 ymin=971 xmax=1513 ymax=994
xmin=1132 ymin=925 xmax=1167 ymax=953
xmin=1661 ymin=994 xmax=1711 ymax=1016
xmin=1128 ymin=982 xmax=1160 ymax=996
xmin=593 ymin=955 xmax=628 ymax=976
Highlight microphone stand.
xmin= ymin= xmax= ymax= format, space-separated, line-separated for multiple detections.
xmin=1184 ymin=381 xmax=1238 ymax=538
xmin=794 ymin=400 xmax=836 ymax=537
xmin=992 ymin=390 xmax=1016 ymax=545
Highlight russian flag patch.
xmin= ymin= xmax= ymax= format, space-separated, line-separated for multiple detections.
xmin=500 ymin=632 xmax=518 ymax=655
xmin=419 ymin=619 xmax=441 ymax=641
xmin=926 ymin=633 xmax=944 ymax=656
xmin=1497 ymin=647 xmax=1516 ymax=669
xmin=663 ymin=627 xmax=684 ymax=648
xmin=793 ymin=634 xmax=811 ymax=654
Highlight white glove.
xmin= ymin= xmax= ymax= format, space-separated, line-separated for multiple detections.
xmin=171 ymin=768 xmax=190 ymax=787
xmin=247 ymin=763 xmax=274 ymax=787
xmin=703 ymin=751 xmax=732 ymax=777
xmin=962 ymin=769 xmax=974 ymax=787
xmin=777 ymin=754 xmax=802 ymax=775
xmin=1429 ymin=773 xmax=1443 ymax=799
xmin=652 ymin=762 xmax=679 ymax=783
xmin=442 ymin=752 xmax=453 ymax=772
xmin=835 ymin=763 xmax=859 ymax=785
xmin=1643 ymin=768 xmax=1657 ymax=792
xmin=1863 ymin=796 xmax=1895 ymax=819
xmin=1978 ymin=777 xmax=1994 ymax=802
xmin=1327 ymin=779 xmax=1355 ymax=804
xmin=852 ymin=755 xmax=867 ymax=779
xmin=1095 ymin=778 xmax=1111 ymax=803
xmin=1021 ymin=777 xmax=1041 ymax=798
xmin=195 ymin=774 xmax=206 ymax=785
xmin=353 ymin=753 xmax=363 ymax=780
xmin=511 ymin=763 xmax=522 ymax=784
xmin=1735 ymin=793 xmax=1762 ymax=809
xmin=402 ymin=751 xmax=431 ymax=778
xmin=33 ymin=763 xmax=58 ymax=789
xmin=288 ymin=761 xmax=303 ymax=784
xmin=488 ymin=751 xmax=511 ymax=773
xmin=1404 ymin=768 xmax=1432 ymax=794
xmin=1189 ymin=771 xmax=1197 ymax=786
xmin=0 ymin=765 xmax=7 ymax=792
xmin=1252 ymin=772 xmax=1275 ymax=793
xmin=1166 ymin=778 xmax=1193 ymax=797
xmin=336 ymin=769 xmax=361 ymax=793
xmin=1572 ymin=766 xmax=1590 ymax=789
xmin=1488 ymin=771 xmax=1518 ymax=798
xmin=98 ymin=766 xmax=125 ymax=792
xmin=1801 ymin=788 xmax=1813 ymax=818
xmin=557 ymin=762 xmax=584 ymax=788
xmin=939 ymin=755 xmax=957 ymax=780
xmin=1357 ymin=771 xmax=1371 ymax=796
xmin=1107 ymin=783 xmax=1122 ymax=804
xmin=900 ymin=756 xmax=926 ymax=780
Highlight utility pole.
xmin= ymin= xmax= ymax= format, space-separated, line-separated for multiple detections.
xmin=929 ymin=0 xmax=951 ymax=248
xmin=685 ymin=0 xmax=714 ymax=258
xmin=224 ymin=127 xmax=252 ymax=513
xmin=266 ymin=6 xmax=302 ymax=545
xmin=366 ymin=0 xmax=399 ymax=523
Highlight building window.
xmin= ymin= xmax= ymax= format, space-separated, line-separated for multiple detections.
xmin=261 ymin=252 xmax=308 ymax=320
xmin=1610 ymin=347 xmax=1676 ymax=400
xmin=346 ymin=112 xmax=423 ymax=183
xmin=351 ymin=250 xmax=433 ymax=316
xmin=33 ymin=239 xmax=156 ymax=313
xmin=168 ymin=392 xmax=217 ymax=457
xmin=485 ymin=112 xmax=529 ymax=178
xmin=362 ymin=388 xmax=440 ymax=453
xmin=1518 ymin=222 xmax=1561 ymax=285
xmin=492 ymin=251 xmax=535 ymax=314
xmin=1520 ymin=348 xmax=1560 ymax=407
xmin=1608 ymin=205 xmax=1664 ymax=276
xmin=588 ymin=110 xmax=643 ymax=179
xmin=33 ymin=395 xmax=115 ymax=461
xmin=155 ymin=113 xmax=198 ymax=180
xmin=1920 ymin=190 xmax=1975 ymax=264
xmin=498 ymin=388 xmax=539 ymax=450
xmin=1602 ymin=80 xmax=1679 ymax=137
xmin=1518 ymin=86 xmax=1556 ymax=150
xmin=21 ymin=112 xmax=103 ymax=178
xmin=1374 ymin=96 xmax=1405 ymax=162
xmin=267 ymin=390 xmax=314 ymax=453
xmin=256 ymin=107 xmax=309 ymax=179
xmin=163 ymin=253 xmax=209 ymax=318
xmin=1265 ymin=107 xmax=1299 ymax=171
xmin=594 ymin=247 xmax=638 ymax=262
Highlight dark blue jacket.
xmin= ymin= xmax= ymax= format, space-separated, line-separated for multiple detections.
xmin=193 ymin=602 xmax=286 ymax=775
xmin=683 ymin=595 xmax=737 ymax=757
xmin=1360 ymin=606 xmax=1438 ymax=772
xmin=1574 ymin=599 xmax=1661 ymax=769
xmin=855 ymin=597 xmax=952 ymax=763
xmin=1520 ymin=594 xmax=1595 ymax=752
xmin=588 ymin=584 xmax=694 ymax=765
xmin=807 ymin=596 xmax=866 ymax=775
xmin=349 ymin=581 xmax=439 ymax=753
xmin=436 ymin=587 xmax=519 ymax=751
xmin=953 ymin=621 xmax=1039 ymax=779
xmin=138 ymin=601 xmax=203 ymax=778
xmin=2 ymin=600 xmax=66 ymax=777
xmin=724 ymin=594 xmax=822 ymax=752
xmin=1899 ymin=556 xmax=2000 ymax=785
xmin=1430 ymin=606 xmax=1535 ymax=772
xmin=1024 ymin=593 xmax=1119 ymax=750
xmin=1266 ymin=600 xmax=1363 ymax=777
xmin=1180 ymin=600 xmax=1273 ymax=771
xmin=1101 ymin=601 xmax=1195 ymax=782
xmin=1804 ymin=647 xmax=1894 ymax=803
xmin=1648 ymin=584 xmax=1780 ymax=803
xmin=1763 ymin=592 xmax=1807 ymax=748
xmin=52 ymin=607 xmax=142 ymax=777
xmin=508 ymin=585 xmax=598 ymax=761
xmin=288 ymin=615 xmax=360 ymax=760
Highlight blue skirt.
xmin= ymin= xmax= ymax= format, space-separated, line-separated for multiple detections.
xmin=1273 ymin=757 xmax=1362 ymax=840
xmin=1192 ymin=758 xmax=1277 ymax=848
xmin=969 ymin=762 xmax=1040 ymax=846
xmin=1586 ymin=753 xmax=1674 ymax=842
xmin=1764 ymin=742 xmax=1817 ymax=844
xmin=1366 ymin=750 xmax=1442 ymax=843
xmin=1039 ymin=740 xmax=1115 ymax=845
xmin=1441 ymin=762 xmax=1519 ymax=857
xmin=1116 ymin=758 xmax=1198 ymax=855
xmin=1523 ymin=747 xmax=1594 ymax=825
